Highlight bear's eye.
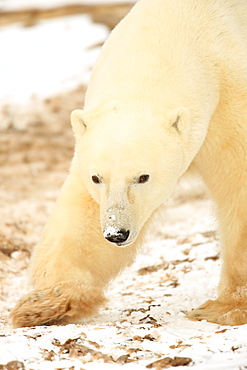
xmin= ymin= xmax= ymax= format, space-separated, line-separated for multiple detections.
xmin=92 ymin=175 xmax=101 ymax=184
xmin=138 ymin=174 xmax=150 ymax=184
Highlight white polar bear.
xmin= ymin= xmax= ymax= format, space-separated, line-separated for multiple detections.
xmin=11 ymin=0 xmax=247 ymax=327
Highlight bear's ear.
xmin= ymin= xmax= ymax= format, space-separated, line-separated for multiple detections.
xmin=70 ymin=109 xmax=87 ymax=136
xmin=167 ymin=107 xmax=191 ymax=139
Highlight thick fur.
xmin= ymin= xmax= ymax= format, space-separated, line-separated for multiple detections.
xmin=11 ymin=0 xmax=247 ymax=327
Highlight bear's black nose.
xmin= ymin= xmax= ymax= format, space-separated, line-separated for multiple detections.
xmin=104 ymin=229 xmax=130 ymax=244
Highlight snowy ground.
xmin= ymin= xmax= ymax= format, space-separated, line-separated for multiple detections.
xmin=2 ymin=188 xmax=247 ymax=370
xmin=1 ymin=2 xmax=247 ymax=370
xmin=0 ymin=15 xmax=108 ymax=105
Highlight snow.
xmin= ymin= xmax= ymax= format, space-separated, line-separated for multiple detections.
xmin=0 ymin=15 xmax=108 ymax=105
xmin=1 ymin=1 xmax=247 ymax=370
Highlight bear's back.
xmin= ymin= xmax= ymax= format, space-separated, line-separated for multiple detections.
xmin=85 ymin=0 xmax=247 ymax=113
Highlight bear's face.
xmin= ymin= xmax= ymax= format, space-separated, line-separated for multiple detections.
xmin=71 ymin=108 xmax=190 ymax=247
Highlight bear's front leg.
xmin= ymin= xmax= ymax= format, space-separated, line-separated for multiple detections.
xmin=187 ymin=111 xmax=247 ymax=326
xmin=10 ymin=164 xmax=139 ymax=328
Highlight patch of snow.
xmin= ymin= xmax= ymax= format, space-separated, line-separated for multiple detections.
xmin=0 ymin=15 xmax=109 ymax=105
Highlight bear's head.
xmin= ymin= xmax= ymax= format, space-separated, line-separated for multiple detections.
xmin=71 ymin=106 xmax=191 ymax=247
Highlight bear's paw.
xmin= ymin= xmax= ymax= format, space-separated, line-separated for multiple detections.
xmin=10 ymin=285 xmax=106 ymax=328
xmin=186 ymin=298 xmax=247 ymax=326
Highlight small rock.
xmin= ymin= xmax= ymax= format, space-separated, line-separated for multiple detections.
xmin=146 ymin=356 xmax=192 ymax=369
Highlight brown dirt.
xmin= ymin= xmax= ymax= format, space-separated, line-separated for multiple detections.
xmin=0 ymin=3 xmax=133 ymax=29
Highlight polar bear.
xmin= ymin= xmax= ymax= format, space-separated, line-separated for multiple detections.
xmin=11 ymin=0 xmax=247 ymax=327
